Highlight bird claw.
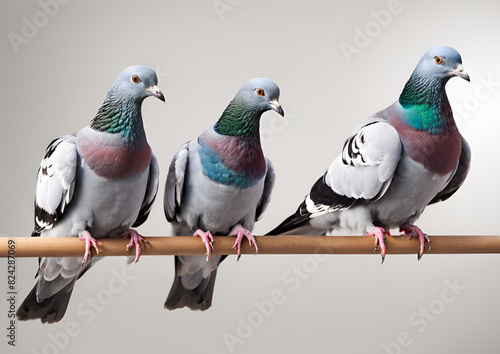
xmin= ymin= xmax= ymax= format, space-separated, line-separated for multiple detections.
xmin=78 ymin=230 xmax=100 ymax=265
xmin=120 ymin=229 xmax=149 ymax=263
xmin=194 ymin=230 xmax=214 ymax=261
xmin=229 ymin=225 xmax=258 ymax=261
xmin=399 ymin=224 xmax=431 ymax=261
xmin=366 ymin=227 xmax=389 ymax=264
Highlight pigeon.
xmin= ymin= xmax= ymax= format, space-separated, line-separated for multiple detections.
xmin=164 ymin=78 xmax=283 ymax=310
xmin=17 ymin=65 xmax=164 ymax=323
xmin=267 ymin=46 xmax=471 ymax=262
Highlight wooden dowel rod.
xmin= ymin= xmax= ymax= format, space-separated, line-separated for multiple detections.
xmin=1 ymin=236 xmax=500 ymax=258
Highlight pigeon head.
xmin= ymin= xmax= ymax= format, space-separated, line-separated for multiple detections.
xmin=110 ymin=65 xmax=165 ymax=103
xmin=400 ymin=46 xmax=470 ymax=108
xmin=235 ymin=78 xmax=284 ymax=117
xmin=90 ymin=65 xmax=164 ymax=141
xmin=413 ymin=46 xmax=470 ymax=83
xmin=213 ymin=78 xmax=284 ymax=137
xmin=399 ymin=46 xmax=469 ymax=134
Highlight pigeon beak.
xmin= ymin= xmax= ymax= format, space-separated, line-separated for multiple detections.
xmin=450 ymin=64 xmax=470 ymax=82
xmin=144 ymin=85 xmax=165 ymax=102
xmin=270 ymin=100 xmax=284 ymax=117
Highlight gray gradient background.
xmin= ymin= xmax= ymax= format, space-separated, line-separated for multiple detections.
xmin=1 ymin=0 xmax=499 ymax=353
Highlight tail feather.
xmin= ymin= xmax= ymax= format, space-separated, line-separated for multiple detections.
xmin=17 ymin=256 xmax=90 ymax=324
xmin=165 ymin=271 xmax=218 ymax=311
xmin=165 ymin=255 xmax=225 ymax=311
xmin=17 ymin=279 xmax=75 ymax=324
xmin=266 ymin=202 xmax=312 ymax=235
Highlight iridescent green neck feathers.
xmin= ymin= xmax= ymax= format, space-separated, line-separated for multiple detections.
xmin=398 ymin=74 xmax=452 ymax=134
xmin=213 ymin=97 xmax=262 ymax=137
xmin=90 ymin=92 xmax=146 ymax=143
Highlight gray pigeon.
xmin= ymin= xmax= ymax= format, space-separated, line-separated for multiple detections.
xmin=164 ymin=78 xmax=283 ymax=310
xmin=17 ymin=65 xmax=164 ymax=323
xmin=267 ymin=46 xmax=471 ymax=262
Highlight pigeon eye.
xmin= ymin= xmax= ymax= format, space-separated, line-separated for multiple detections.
xmin=131 ymin=75 xmax=141 ymax=83
xmin=434 ymin=56 xmax=443 ymax=65
xmin=256 ymin=88 xmax=265 ymax=96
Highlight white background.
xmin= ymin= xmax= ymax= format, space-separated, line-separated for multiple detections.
xmin=1 ymin=1 xmax=499 ymax=353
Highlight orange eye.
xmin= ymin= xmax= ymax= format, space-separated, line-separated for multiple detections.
xmin=256 ymin=88 xmax=265 ymax=96
xmin=434 ymin=56 xmax=443 ymax=65
xmin=132 ymin=75 xmax=141 ymax=83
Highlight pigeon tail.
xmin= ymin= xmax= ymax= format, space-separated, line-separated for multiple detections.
xmin=164 ymin=256 xmax=221 ymax=311
xmin=266 ymin=201 xmax=315 ymax=236
xmin=17 ymin=279 xmax=76 ymax=324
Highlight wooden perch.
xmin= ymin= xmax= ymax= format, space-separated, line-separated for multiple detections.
xmin=1 ymin=236 xmax=500 ymax=258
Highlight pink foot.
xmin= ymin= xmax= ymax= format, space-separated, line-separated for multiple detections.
xmin=366 ymin=227 xmax=389 ymax=264
xmin=229 ymin=224 xmax=258 ymax=261
xmin=78 ymin=230 xmax=100 ymax=264
xmin=120 ymin=229 xmax=150 ymax=263
xmin=193 ymin=229 xmax=214 ymax=261
xmin=400 ymin=224 xmax=431 ymax=261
